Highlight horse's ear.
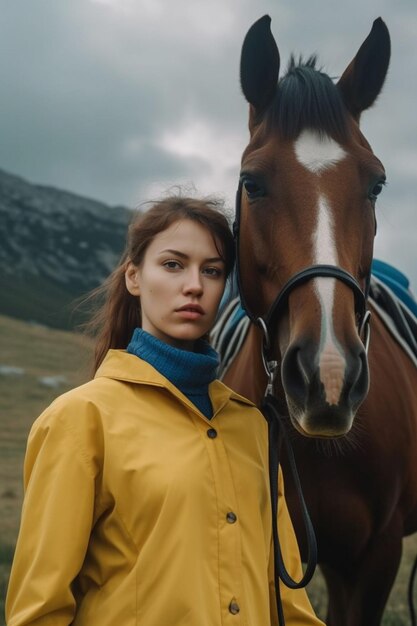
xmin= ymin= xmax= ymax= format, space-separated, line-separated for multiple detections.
xmin=240 ymin=15 xmax=280 ymax=128
xmin=337 ymin=18 xmax=390 ymax=121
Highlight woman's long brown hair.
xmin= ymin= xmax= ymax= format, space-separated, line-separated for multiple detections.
xmin=84 ymin=196 xmax=235 ymax=374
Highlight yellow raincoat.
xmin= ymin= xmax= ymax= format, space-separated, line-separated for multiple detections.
xmin=6 ymin=350 xmax=324 ymax=626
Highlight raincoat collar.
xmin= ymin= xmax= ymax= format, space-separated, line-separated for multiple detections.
xmin=95 ymin=349 xmax=255 ymax=419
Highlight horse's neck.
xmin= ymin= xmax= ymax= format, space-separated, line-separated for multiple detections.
xmin=223 ymin=324 xmax=269 ymax=405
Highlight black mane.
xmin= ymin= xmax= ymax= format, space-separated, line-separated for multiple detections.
xmin=266 ymin=55 xmax=349 ymax=142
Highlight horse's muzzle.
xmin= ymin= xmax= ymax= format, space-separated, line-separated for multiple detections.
xmin=281 ymin=336 xmax=369 ymax=437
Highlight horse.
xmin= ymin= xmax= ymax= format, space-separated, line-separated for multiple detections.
xmin=222 ymin=16 xmax=417 ymax=626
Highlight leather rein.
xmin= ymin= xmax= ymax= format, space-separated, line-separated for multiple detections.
xmin=233 ymin=178 xmax=372 ymax=625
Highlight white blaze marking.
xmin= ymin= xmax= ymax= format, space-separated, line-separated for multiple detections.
xmin=313 ymin=194 xmax=347 ymax=406
xmin=294 ymin=129 xmax=346 ymax=174
xmin=290 ymin=130 xmax=348 ymax=416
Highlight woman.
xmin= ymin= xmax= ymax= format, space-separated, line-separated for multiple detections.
xmin=6 ymin=196 xmax=324 ymax=625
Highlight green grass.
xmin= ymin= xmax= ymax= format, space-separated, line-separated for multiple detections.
xmin=0 ymin=273 xmax=86 ymax=330
xmin=0 ymin=313 xmax=416 ymax=625
xmin=0 ymin=545 xmax=14 ymax=624
xmin=0 ymin=314 xmax=93 ymax=624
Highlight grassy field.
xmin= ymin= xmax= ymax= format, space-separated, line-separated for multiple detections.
xmin=0 ymin=313 xmax=416 ymax=623
xmin=0 ymin=314 xmax=93 ymax=623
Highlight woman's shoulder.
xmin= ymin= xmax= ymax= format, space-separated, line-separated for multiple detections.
xmin=48 ymin=375 xmax=120 ymax=408
xmin=23 ymin=379 xmax=117 ymax=478
xmin=31 ymin=376 xmax=125 ymax=438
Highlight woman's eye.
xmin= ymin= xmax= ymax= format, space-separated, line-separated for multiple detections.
xmin=204 ymin=267 xmax=223 ymax=277
xmin=163 ymin=260 xmax=182 ymax=270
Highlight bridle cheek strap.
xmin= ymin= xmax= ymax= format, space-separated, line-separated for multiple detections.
xmin=233 ymin=179 xmax=372 ymax=351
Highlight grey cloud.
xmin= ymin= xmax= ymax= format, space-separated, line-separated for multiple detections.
xmin=0 ymin=0 xmax=416 ymax=287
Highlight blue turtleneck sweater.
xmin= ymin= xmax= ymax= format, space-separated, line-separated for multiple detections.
xmin=127 ymin=328 xmax=219 ymax=419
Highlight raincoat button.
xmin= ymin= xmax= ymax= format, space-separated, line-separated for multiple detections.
xmin=229 ymin=600 xmax=240 ymax=615
xmin=226 ymin=512 xmax=237 ymax=523
xmin=207 ymin=428 xmax=217 ymax=438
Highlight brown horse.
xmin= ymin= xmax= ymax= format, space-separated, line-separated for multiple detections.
xmin=223 ymin=16 xmax=417 ymax=626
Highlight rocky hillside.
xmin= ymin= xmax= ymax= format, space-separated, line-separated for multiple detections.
xmin=0 ymin=169 xmax=133 ymax=329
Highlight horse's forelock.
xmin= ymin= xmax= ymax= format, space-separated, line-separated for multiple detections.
xmin=265 ymin=56 xmax=350 ymax=143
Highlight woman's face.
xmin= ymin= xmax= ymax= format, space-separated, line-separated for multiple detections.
xmin=125 ymin=219 xmax=227 ymax=350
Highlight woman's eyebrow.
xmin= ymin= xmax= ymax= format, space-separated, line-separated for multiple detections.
xmin=159 ymin=249 xmax=224 ymax=263
xmin=159 ymin=249 xmax=188 ymax=259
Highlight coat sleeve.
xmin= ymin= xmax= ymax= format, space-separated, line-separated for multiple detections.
xmin=6 ymin=398 xmax=100 ymax=626
xmin=269 ymin=467 xmax=326 ymax=626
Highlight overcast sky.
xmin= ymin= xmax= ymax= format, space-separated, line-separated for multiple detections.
xmin=1 ymin=0 xmax=416 ymax=288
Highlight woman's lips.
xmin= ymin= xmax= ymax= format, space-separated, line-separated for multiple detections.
xmin=175 ymin=304 xmax=205 ymax=319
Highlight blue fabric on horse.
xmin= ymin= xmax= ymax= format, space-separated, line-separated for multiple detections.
xmin=371 ymin=259 xmax=417 ymax=317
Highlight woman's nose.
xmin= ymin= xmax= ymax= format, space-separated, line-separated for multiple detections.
xmin=183 ymin=270 xmax=203 ymax=295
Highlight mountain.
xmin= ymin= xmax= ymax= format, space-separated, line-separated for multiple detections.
xmin=0 ymin=169 xmax=133 ymax=329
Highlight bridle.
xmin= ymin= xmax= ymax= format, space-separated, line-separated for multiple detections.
xmin=233 ymin=177 xmax=372 ymax=625
xmin=233 ymin=178 xmax=372 ymax=364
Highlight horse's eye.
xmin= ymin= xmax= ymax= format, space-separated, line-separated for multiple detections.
xmin=369 ymin=180 xmax=386 ymax=201
xmin=242 ymin=178 xmax=263 ymax=198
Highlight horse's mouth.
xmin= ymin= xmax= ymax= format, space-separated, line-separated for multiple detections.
xmin=286 ymin=399 xmax=354 ymax=439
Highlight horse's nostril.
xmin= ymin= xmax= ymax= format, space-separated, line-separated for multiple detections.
xmin=282 ymin=344 xmax=309 ymax=405
xmin=348 ymin=347 xmax=369 ymax=409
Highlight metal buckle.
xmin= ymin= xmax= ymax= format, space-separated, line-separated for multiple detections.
xmin=360 ymin=309 xmax=372 ymax=354
xmin=257 ymin=317 xmax=278 ymax=396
